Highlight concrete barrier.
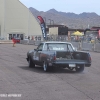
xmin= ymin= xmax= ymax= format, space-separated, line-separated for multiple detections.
xmin=34 ymin=41 xmax=42 ymax=46
xmin=0 ymin=40 xmax=13 ymax=44
xmin=94 ymin=43 xmax=100 ymax=52
xmin=19 ymin=40 xmax=100 ymax=52
xmin=20 ymin=40 xmax=42 ymax=45
xmin=71 ymin=42 xmax=80 ymax=50
xmin=20 ymin=40 xmax=29 ymax=44
xmin=82 ymin=43 xmax=93 ymax=51
xmin=28 ymin=40 xmax=35 ymax=45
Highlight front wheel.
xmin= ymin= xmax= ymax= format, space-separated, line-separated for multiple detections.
xmin=75 ymin=65 xmax=84 ymax=72
xmin=28 ymin=58 xmax=35 ymax=68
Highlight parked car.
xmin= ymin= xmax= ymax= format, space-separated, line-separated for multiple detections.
xmin=26 ymin=41 xmax=91 ymax=72
xmin=13 ymin=38 xmax=20 ymax=43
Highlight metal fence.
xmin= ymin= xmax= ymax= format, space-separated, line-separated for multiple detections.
xmin=20 ymin=35 xmax=100 ymax=52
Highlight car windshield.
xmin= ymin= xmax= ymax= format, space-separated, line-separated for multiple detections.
xmin=44 ymin=43 xmax=73 ymax=51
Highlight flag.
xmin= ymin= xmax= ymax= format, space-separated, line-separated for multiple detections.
xmin=37 ymin=16 xmax=47 ymax=39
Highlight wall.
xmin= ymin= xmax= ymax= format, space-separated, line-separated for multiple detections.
xmin=0 ymin=0 xmax=42 ymax=39
xmin=49 ymin=27 xmax=58 ymax=35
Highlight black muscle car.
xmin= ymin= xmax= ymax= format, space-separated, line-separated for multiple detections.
xmin=26 ymin=41 xmax=91 ymax=72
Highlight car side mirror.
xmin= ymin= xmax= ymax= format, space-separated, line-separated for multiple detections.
xmin=38 ymin=49 xmax=42 ymax=51
xmin=34 ymin=49 xmax=37 ymax=51
xmin=34 ymin=49 xmax=42 ymax=51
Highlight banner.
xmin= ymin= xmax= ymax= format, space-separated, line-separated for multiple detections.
xmin=37 ymin=16 xmax=47 ymax=39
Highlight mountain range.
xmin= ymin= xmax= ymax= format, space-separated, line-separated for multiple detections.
xmin=29 ymin=7 xmax=100 ymax=29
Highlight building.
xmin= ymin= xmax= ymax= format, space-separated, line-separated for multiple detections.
xmin=47 ymin=25 xmax=68 ymax=35
xmin=0 ymin=0 xmax=42 ymax=40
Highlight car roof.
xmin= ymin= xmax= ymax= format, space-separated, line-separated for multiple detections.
xmin=41 ymin=41 xmax=72 ymax=44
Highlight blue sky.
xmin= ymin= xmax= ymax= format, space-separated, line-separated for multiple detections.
xmin=19 ymin=0 xmax=100 ymax=15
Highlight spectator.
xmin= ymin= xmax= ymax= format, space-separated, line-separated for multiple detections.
xmin=28 ymin=36 xmax=30 ymax=40
xmin=35 ymin=36 xmax=37 ymax=41
xmin=31 ymin=36 xmax=34 ymax=40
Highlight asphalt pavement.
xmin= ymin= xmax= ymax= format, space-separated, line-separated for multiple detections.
xmin=0 ymin=44 xmax=100 ymax=100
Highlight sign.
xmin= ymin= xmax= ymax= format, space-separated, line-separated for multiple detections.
xmin=37 ymin=16 xmax=47 ymax=39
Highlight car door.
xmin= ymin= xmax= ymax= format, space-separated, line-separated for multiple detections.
xmin=33 ymin=43 xmax=43 ymax=65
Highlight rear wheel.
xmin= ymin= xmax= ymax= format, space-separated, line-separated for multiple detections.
xmin=28 ymin=58 xmax=35 ymax=68
xmin=75 ymin=65 xmax=84 ymax=72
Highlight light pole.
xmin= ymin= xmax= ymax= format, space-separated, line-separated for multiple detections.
xmin=51 ymin=20 xmax=54 ymax=25
xmin=48 ymin=19 xmax=51 ymax=25
xmin=48 ymin=19 xmax=54 ymax=25
xmin=87 ymin=17 xmax=90 ymax=29
xmin=43 ymin=17 xmax=46 ymax=24
xmin=43 ymin=17 xmax=46 ymax=31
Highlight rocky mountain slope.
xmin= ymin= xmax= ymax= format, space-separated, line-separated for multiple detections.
xmin=29 ymin=7 xmax=100 ymax=29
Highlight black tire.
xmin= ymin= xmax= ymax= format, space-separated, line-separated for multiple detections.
xmin=43 ymin=61 xmax=49 ymax=72
xmin=68 ymin=67 xmax=75 ymax=71
xmin=28 ymin=58 xmax=35 ymax=68
xmin=75 ymin=65 xmax=84 ymax=72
